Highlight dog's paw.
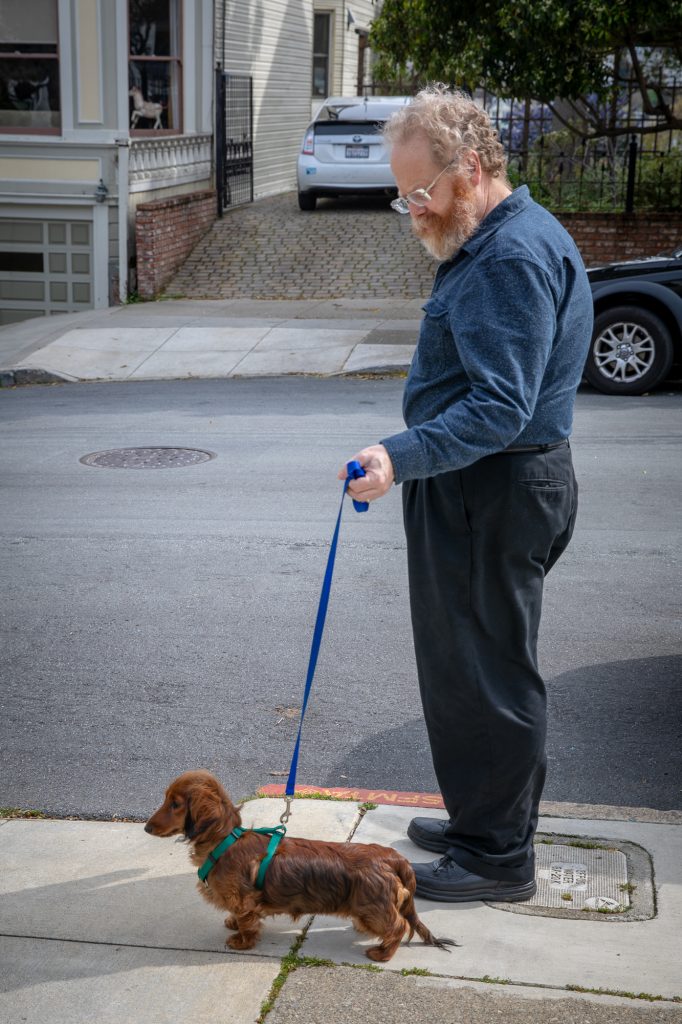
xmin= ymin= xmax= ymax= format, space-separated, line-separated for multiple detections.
xmin=365 ymin=946 xmax=392 ymax=963
xmin=226 ymin=933 xmax=258 ymax=951
xmin=224 ymin=914 xmax=239 ymax=931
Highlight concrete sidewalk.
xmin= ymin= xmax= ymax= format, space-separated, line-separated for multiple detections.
xmin=0 ymin=299 xmax=422 ymax=386
xmin=1 ymin=797 xmax=680 ymax=1024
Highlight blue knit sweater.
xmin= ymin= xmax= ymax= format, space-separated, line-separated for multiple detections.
xmin=381 ymin=186 xmax=593 ymax=483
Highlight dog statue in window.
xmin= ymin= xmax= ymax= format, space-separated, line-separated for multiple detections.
xmin=129 ymin=86 xmax=163 ymax=129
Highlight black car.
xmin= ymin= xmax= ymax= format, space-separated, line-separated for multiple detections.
xmin=586 ymin=247 xmax=682 ymax=394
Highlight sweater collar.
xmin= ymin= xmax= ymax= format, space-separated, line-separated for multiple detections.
xmin=454 ymin=184 xmax=532 ymax=261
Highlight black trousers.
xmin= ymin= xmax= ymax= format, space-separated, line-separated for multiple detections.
xmin=403 ymin=443 xmax=578 ymax=883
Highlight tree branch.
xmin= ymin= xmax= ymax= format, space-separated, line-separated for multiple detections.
xmin=584 ymin=121 xmax=682 ymax=139
xmin=626 ymin=34 xmax=661 ymax=117
xmin=546 ymin=103 xmax=584 ymax=137
xmin=566 ymin=98 xmax=599 ymax=132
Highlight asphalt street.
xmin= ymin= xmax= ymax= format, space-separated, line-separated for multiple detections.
xmin=1 ymin=377 xmax=680 ymax=818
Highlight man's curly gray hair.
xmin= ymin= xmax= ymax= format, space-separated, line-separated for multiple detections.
xmin=383 ymin=84 xmax=509 ymax=181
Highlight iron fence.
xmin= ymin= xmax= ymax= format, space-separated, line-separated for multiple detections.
xmin=479 ymin=79 xmax=682 ymax=213
xmin=215 ymin=68 xmax=253 ymax=215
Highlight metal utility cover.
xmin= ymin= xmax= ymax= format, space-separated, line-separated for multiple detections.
xmin=80 ymin=447 xmax=215 ymax=469
xmin=487 ymin=833 xmax=655 ymax=921
xmin=532 ymin=841 xmax=628 ymax=910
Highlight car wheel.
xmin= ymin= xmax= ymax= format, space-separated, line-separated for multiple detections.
xmin=298 ymin=192 xmax=316 ymax=211
xmin=585 ymin=305 xmax=674 ymax=395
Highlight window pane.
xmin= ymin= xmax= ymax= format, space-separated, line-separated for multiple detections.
xmin=0 ymin=222 xmax=43 ymax=243
xmin=49 ymin=252 xmax=66 ymax=273
xmin=71 ymin=253 xmax=90 ymax=274
xmin=0 ymin=57 xmax=60 ymax=128
xmin=0 ymin=280 xmax=44 ymax=300
xmin=0 ymin=0 xmax=58 ymax=45
xmin=72 ymin=282 xmax=91 ymax=303
xmin=0 ymin=251 xmax=44 ymax=272
xmin=48 ymin=223 xmax=66 ymax=244
xmin=129 ymin=0 xmax=179 ymax=57
xmin=0 ymin=309 xmax=42 ymax=325
xmin=71 ymin=223 xmax=90 ymax=245
xmin=129 ymin=59 xmax=180 ymax=130
xmin=50 ymin=281 xmax=68 ymax=302
xmin=314 ymin=13 xmax=330 ymax=53
xmin=312 ymin=14 xmax=330 ymax=97
xmin=312 ymin=58 xmax=328 ymax=97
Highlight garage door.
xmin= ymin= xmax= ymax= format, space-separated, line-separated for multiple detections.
xmin=0 ymin=217 xmax=94 ymax=325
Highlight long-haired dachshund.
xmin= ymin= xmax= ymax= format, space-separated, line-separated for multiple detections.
xmin=145 ymin=770 xmax=455 ymax=962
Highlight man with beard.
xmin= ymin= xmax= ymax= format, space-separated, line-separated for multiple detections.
xmin=340 ymin=86 xmax=593 ymax=902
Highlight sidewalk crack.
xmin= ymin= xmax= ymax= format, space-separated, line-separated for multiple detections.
xmin=126 ymin=326 xmax=183 ymax=378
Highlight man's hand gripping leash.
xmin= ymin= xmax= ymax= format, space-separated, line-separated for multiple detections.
xmin=338 ymin=445 xmax=395 ymax=504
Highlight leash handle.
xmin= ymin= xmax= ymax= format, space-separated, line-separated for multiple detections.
xmin=283 ymin=464 xmax=369 ymax=815
xmin=346 ymin=459 xmax=369 ymax=513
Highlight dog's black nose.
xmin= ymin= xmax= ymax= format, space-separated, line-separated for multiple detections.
xmin=144 ymin=823 xmax=153 ymax=834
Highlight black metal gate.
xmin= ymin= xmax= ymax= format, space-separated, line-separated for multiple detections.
xmin=215 ymin=68 xmax=253 ymax=215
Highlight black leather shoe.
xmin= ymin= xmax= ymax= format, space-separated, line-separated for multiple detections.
xmin=412 ymin=855 xmax=537 ymax=903
xmin=407 ymin=816 xmax=452 ymax=853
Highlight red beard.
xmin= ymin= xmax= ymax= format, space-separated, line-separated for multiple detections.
xmin=412 ymin=177 xmax=480 ymax=260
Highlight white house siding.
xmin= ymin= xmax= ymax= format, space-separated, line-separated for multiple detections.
xmin=219 ymin=0 xmax=313 ymax=198
xmin=310 ymin=0 xmax=379 ymax=118
xmin=338 ymin=0 xmax=377 ymax=95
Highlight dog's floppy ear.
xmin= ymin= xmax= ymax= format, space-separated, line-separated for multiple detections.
xmin=184 ymin=784 xmax=221 ymax=839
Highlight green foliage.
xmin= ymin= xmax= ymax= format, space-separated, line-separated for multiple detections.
xmin=371 ymin=1 xmax=682 ymax=111
xmin=508 ymin=132 xmax=682 ymax=212
xmin=635 ymin=150 xmax=682 ymax=209
xmin=566 ymin=985 xmax=673 ymax=1001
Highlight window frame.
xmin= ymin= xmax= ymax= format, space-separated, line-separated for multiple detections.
xmin=0 ymin=0 xmax=61 ymax=136
xmin=128 ymin=0 xmax=183 ymax=137
xmin=312 ymin=10 xmax=333 ymax=100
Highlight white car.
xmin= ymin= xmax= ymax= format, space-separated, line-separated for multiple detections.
xmin=297 ymin=96 xmax=411 ymax=211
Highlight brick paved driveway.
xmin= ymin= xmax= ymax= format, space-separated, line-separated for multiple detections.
xmin=165 ymin=192 xmax=436 ymax=301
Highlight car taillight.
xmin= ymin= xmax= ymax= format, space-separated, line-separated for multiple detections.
xmin=302 ymin=130 xmax=315 ymax=155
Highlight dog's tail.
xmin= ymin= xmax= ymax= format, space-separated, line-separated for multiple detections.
xmin=397 ymin=861 xmax=459 ymax=951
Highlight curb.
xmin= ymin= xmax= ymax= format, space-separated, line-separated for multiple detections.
xmin=0 ymin=367 xmax=70 ymax=387
xmin=259 ymin=786 xmax=682 ymax=825
xmin=0 ymin=366 xmax=409 ymax=386
xmin=338 ymin=364 xmax=409 ymax=377
xmin=259 ymin=784 xmax=445 ymax=807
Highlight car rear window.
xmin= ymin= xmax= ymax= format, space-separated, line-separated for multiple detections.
xmin=313 ymin=121 xmax=384 ymax=135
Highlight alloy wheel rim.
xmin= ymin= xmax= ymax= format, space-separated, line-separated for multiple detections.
xmin=593 ymin=322 xmax=656 ymax=382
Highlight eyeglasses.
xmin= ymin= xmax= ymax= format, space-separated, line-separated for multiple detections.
xmin=390 ymin=160 xmax=458 ymax=215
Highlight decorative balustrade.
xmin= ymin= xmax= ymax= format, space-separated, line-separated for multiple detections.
xmin=129 ymin=134 xmax=212 ymax=193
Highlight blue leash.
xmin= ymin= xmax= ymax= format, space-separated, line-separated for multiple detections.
xmin=280 ymin=460 xmax=368 ymax=823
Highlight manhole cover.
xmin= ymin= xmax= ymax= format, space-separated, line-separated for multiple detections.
xmin=80 ymin=447 xmax=216 ymax=469
xmin=488 ymin=834 xmax=655 ymax=921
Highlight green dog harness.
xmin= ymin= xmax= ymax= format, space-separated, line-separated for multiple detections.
xmin=197 ymin=825 xmax=286 ymax=889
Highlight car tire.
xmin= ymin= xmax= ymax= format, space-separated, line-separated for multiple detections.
xmin=298 ymin=191 xmax=317 ymax=211
xmin=584 ymin=305 xmax=674 ymax=395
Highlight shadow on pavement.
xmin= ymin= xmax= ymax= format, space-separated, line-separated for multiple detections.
xmin=325 ymin=655 xmax=682 ymax=812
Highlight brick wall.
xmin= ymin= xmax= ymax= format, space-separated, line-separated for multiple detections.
xmin=556 ymin=212 xmax=682 ymax=266
xmin=135 ymin=190 xmax=216 ymax=299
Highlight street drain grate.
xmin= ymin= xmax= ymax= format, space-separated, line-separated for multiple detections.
xmin=488 ymin=834 xmax=655 ymax=921
xmin=80 ymin=447 xmax=216 ymax=469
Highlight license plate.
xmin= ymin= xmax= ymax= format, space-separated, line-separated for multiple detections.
xmin=346 ymin=145 xmax=369 ymax=158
